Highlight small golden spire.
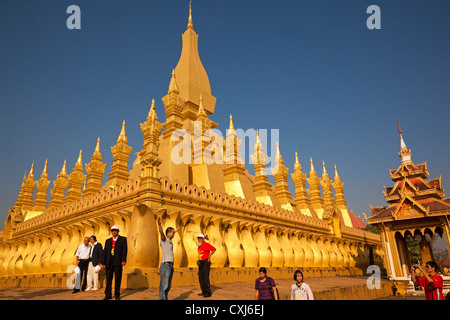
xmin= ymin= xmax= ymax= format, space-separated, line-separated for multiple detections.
xmin=256 ymin=130 xmax=261 ymax=146
xmin=91 ymin=137 xmax=102 ymax=161
xmin=60 ymin=160 xmax=67 ymax=176
xmin=147 ymin=98 xmax=159 ymax=123
xmin=197 ymin=93 xmax=207 ymax=117
xmin=294 ymin=152 xmax=302 ymax=171
xmin=229 ymin=114 xmax=234 ymax=130
xmin=322 ymin=161 xmax=327 ymax=174
xmin=42 ymin=159 xmax=48 ymax=176
xmin=117 ymin=120 xmax=128 ymax=144
xmin=187 ymin=1 xmax=194 ymax=30
xmin=334 ymin=164 xmax=339 ymax=178
xmin=28 ymin=161 xmax=34 ymax=178
xmin=168 ymin=69 xmax=179 ymax=94
xmin=95 ymin=137 xmax=101 ymax=153
xmin=75 ymin=149 xmax=83 ymax=170
xmin=310 ymin=157 xmax=315 ymax=173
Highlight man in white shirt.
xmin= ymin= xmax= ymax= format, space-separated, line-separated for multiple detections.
xmin=73 ymin=237 xmax=90 ymax=293
xmin=157 ymin=217 xmax=179 ymax=300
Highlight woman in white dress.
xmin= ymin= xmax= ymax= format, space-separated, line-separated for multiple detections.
xmin=291 ymin=270 xmax=314 ymax=300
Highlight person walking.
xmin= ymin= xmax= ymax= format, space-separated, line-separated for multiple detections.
xmin=157 ymin=217 xmax=179 ymax=300
xmin=411 ymin=261 xmax=445 ymax=300
xmin=255 ymin=267 xmax=278 ymax=300
xmin=290 ymin=269 xmax=314 ymax=300
xmin=197 ymin=234 xmax=216 ymax=298
xmin=86 ymin=235 xmax=103 ymax=291
xmin=101 ymin=225 xmax=127 ymax=300
xmin=73 ymin=236 xmax=90 ymax=293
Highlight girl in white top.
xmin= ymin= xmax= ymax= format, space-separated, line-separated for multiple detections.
xmin=291 ymin=270 xmax=314 ymax=300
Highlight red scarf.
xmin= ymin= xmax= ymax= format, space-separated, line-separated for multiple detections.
xmin=111 ymin=238 xmax=117 ymax=255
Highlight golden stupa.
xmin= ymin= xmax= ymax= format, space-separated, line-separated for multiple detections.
xmin=0 ymin=4 xmax=383 ymax=289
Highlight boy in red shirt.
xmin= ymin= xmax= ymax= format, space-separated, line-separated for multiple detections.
xmin=411 ymin=261 xmax=445 ymax=300
xmin=197 ymin=234 xmax=216 ymax=298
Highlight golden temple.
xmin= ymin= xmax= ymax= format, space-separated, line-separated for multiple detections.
xmin=0 ymin=4 xmax=383 ymax=289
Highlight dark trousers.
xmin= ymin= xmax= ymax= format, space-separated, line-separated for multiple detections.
xmin=75 ymin=260 xmax=89 ymax=290
xmin=104 ymin=265 xmax=123 ymax=298
xmin=198 ymin=260 xmax=211 ymax=294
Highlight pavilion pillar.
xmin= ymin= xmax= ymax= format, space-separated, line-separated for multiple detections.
xmin=395 ymin=232 xmax=411 ymax=277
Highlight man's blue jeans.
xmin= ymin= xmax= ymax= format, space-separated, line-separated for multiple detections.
xmin=159 ymin=262 xmax=174 ymax=300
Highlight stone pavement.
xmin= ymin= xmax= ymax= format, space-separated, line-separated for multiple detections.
xmin=0 ymin=276 xmax=422 ymax=300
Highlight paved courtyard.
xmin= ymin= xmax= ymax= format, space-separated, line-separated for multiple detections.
xmin=0 ymin=276 xmax=424 ymax=300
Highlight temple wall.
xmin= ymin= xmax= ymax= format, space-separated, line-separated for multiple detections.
xmin=0 ymin=177 xmax=383 ymax=288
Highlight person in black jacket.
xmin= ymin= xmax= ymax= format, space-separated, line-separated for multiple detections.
xmin=101 ymin=225 xmax=127 ymax=300
xmin=86 ymin=235 xmax=103 ymax=291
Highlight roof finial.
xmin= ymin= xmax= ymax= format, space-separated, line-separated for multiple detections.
xmin=396 ymin=119 xmax=412 ymax=163
xmin=397 ymin=119 xmax=408 ymax=151
xmin=397 ymin=118 xmax=402 ymax=134
xmin=187 ymin=1 xmax=194 ymax=30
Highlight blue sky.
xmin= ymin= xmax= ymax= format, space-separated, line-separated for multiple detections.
xmin=1 ymin=0 xmax=449 ymax=225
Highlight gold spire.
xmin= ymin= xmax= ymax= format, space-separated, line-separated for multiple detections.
xmin=310 ymin=157 xmax=315 ymax=174
xmin=84 ymin=138 xmax=107 ymax=196
xmin=75 ymin=149 xmax=83 ymax=170
xmin=60 ymin=159 xmax=67 ymax=176
xmin=256 ymin=130 xmax=261 ymax=148
xmin=28 ymin=161 xmax=34 ymax=179
xmin=196 ymin=93 xmax=207 ymax=117
xmin=187 ymin=1 xmax=193 ymax=30
xmin=148 ymin=99 xmax=157 ymax=121
xmin=174 ymin=0 xmax=216 ymax=115
xmin=95 ymin=137 xmax=101 ymax=153
xmin=109 ymin=121 xmax=133 ymax=186
xmin=291 ymin=151 xmax=311 ymax=213
xmin=66 ymin=149 xmax=86 ymax=202
xmin=322 ymin=161 xmax=328 ymax=178
xmin=117 ymin=120 xmax=128 ymax=144
xmin=272 ymin=142 xmax=292 ymax=208
xmin=33 ymin=159 xmax=51 ymax=211
xmin=294 ymin=151 xmax=302 ymax=171
xmin=43 ymin=159 xmax=48 ymax=174
xmin=41 ymin=159 xmax=48 ymax=177
xmin=48 ymin=159 xmax=69 ymax=210
xmin=229 ymin=114 xmax=235 ymax=131
xmin=332 ymin=164 xmax=347 ymax=208
xmin=168 ymin=69 xmax=179 ymax=94
xmin=91 ymin=137 xmax=102 ymax=160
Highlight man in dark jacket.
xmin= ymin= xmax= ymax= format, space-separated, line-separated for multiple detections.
xmin=101 ymin=225 xmax=127 ymax=300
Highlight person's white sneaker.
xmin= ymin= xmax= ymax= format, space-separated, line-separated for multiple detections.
xmin=92 ymin=287 xmax=98 ymax=291
xmin=85 ymin=287 xmax=91 ymax=291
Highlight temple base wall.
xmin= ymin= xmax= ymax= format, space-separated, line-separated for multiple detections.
xmin=0 ymin=267 xmax=365 ymax=290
